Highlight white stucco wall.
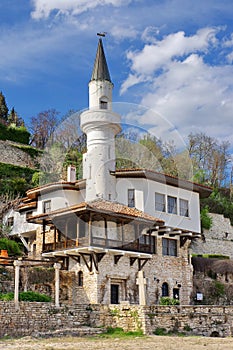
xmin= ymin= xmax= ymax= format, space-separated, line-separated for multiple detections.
xmin=4 ymin=209 xmax=38 ymax=236
xmin=38 ymin=188 xmax=85 ymax=213
xmin=116 ymin=177 xmax=201 ymax=233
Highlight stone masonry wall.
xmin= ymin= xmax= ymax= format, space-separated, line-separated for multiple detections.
xmin=0 ymin=140 xmax=38 ymax=169
xmin=191 ymin=213 xmax=233 ymax=258
xmin=1 ymin=302 xmax=233 ymax=338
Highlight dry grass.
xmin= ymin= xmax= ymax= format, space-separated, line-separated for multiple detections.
xmin=1 ymin=335 xmax=233 ymax=350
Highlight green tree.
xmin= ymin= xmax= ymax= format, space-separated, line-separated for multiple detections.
xmin=8 ymin=107 xmax=25 ymax=127
xmin=0 ymin=91 xmax=9 ymax=124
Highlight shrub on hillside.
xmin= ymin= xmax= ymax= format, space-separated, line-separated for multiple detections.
xmin=0 ymin=237 xmax=22 ymax=256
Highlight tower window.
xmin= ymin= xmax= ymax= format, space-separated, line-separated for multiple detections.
xmin=100 ymin=100 xmax=108 ymax=109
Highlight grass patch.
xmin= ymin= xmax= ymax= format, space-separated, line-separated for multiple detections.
xmin=98 ymin=327 xmax=144 ymax=338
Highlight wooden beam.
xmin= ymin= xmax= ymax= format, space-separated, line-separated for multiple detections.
xmin=69 ymin=255 xmax=81 ymax=264
xmin=138 ymin=258 xmax=150 ymax=271
xmin=80 ymin=253 xmax=92 ymax=272
xmin=97 ymin=253 xmax=106 ymax=263
xmin=114 ymin=255 xmax=123 ymax=264
xmin=130 ymin=257 xmax=137 ymax=266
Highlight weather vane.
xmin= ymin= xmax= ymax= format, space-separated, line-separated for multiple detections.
xmin=97 ymin=32 xmax=107 ymax=37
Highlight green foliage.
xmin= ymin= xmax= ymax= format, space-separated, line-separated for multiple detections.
xmin=99 ymin=327 xmax=144 ymax=338
xmin=11 ymin=144 xmax=42 ymax=159
xmin=0 ymin=123 xmax=30 ymax=144
xmin=0 ymin=292 xmax=14 ymax=301
xmin=0 ymin=162 xmax=38 ymax=196
xmin=212 ymin=281 xmax=225 ymax=298
xmin=201 ymin=189 xmax=233 ymax=225
xmin=153 ymin=327 xmax=167 ymax=335
xmin=192 ymin=254 xmax=229 ymax=259
xmin=0 ymin=291 xmax=51 ymax=302
xmin=0 ymin=92 xmax=8 ymax=122
xmin=19 ymin=291 xmax=51 ymax=302
xmin=159 ymin=297 xmax=180 ymax=305
xmin=200 ymin=206 xmax=213 ymax=230
xmin=0 ymin=238 xmax=22 ymax=256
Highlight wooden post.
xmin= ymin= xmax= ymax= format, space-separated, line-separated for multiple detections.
xmin=54 ymin=262 xmax=61 ymax=307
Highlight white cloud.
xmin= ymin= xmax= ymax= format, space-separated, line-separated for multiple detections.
xmin=31 ymin=0 xmax=132 ymax=19
xmin=120 ymin=27 xmax=233 ymax=147
xmin=121 ymin=28 xmax=219 ymax=89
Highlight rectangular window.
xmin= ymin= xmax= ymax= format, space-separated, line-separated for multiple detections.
xmin=43 ymin=200 xmax=51 ymax=213
xmin=179 ymin=199 xmax=189 ymax=217
xmin=155 ymin=193 xmax=166 ymax=212
xmin=167 ymin=196 xmax=177 ymax=214
xmin=128 ymin=189 xmax=135 ymax=208
xmin=162 ymin=238 xmax=177 ymax=256
xmin=7 ymin=217 xmax=14 ymax=227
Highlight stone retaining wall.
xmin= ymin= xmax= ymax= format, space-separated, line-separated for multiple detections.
xmin=0 ymin=140 xmax=38 ymax=169
xmin=1 ymin=302 xmax=233 ymax=338
xmin=191 ymin=213 xmax=233 ymax=258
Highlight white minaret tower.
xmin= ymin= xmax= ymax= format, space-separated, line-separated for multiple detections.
xmin=80 ymin=37 xmax=121 ymax=202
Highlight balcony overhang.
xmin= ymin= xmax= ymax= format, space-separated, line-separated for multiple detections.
xmin=42 ymin=246 xmax=152 ymax=259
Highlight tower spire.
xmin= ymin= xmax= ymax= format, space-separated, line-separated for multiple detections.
xmin=91 ymin=37 xmax=112 ymax=83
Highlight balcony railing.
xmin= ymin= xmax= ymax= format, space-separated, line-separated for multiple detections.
xmin=43 ymin=236 xmax=154 ymax=254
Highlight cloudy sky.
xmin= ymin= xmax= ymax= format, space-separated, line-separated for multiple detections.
xmin=0 ymin=0 xmax=233 ymax=151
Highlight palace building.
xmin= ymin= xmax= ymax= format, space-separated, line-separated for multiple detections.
xmin=4 ymin=38 xmax=211 ymax=306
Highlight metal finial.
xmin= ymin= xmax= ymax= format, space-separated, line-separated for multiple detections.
xmin=97 ymin=32 xmax=107 ymax=37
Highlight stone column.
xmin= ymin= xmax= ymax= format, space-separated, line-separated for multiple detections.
xmin=136 ymin=270 xmax=147 ymax=306
xmin=13 ymin=260 xmax=23 ymax=308
xmin=54 ymin=263 xmax=61 ymax=307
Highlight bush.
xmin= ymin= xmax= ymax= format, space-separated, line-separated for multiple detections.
xmin=200 ymin=206 xmax=212 ymax=230
xmin=0 ymin=123 xmax=30 ymax=144
xmin=0 ymin=238 xmax=22 ymax=256
xmin=0 ymin=291 xmax=51 ymax=302
xmin=19 ymin=291 xmax=51 ymax=302
xmin=0 ymin=292 xmax=14 ymax=301
xmin=153 ymin=327 xmax=167 ymax=335
xmin=159 ymin=297 xmax=180 ymax=305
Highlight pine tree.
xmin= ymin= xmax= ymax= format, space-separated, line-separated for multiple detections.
xmin=0 ymin=91 xmax=9 ymax=124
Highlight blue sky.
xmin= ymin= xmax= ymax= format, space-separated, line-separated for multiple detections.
xmin=0 ymin=0 xmax=233 ymax=154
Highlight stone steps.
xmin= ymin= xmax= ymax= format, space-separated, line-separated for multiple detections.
xmin=31 ymin=326 xmax=107 ymax=338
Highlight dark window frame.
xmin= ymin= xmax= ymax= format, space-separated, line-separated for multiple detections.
xmin=43 ymin=200 xmax=51 ymax=213
xmin=155 ymin=192 xmax=166 ymax=212
xmin=128 ymin=189 xmax=135 ymax=208
xmin=167 ymin=196 xmax=177 ymax=214
xmin=162 ymin=238 xmax=177 ymax=257
xmin=179 ymin=198 xmax=189 ymax=217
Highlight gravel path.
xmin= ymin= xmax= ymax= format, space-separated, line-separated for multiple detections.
xmin=1 ymin=335 xmax=233 ymax=350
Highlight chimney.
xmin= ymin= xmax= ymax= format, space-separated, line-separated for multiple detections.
xmin=67 ymin=165 xmax=76 ymax=183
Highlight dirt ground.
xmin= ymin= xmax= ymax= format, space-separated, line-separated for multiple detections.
xmin=1 ymin=335 xmax=233 ymax=350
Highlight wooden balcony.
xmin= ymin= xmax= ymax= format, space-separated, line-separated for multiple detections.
xmin=43 ymin=236 xmax=155 ymax=255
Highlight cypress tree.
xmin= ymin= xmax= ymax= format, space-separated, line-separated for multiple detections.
xmin=0 ymin=91 xmax=9 ymax=123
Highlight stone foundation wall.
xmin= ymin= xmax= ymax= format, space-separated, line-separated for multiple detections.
xmin=1 ymin=302 xmax=233 ymax=338
xmin=191 ymin=213 xmax=233 ymax=258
